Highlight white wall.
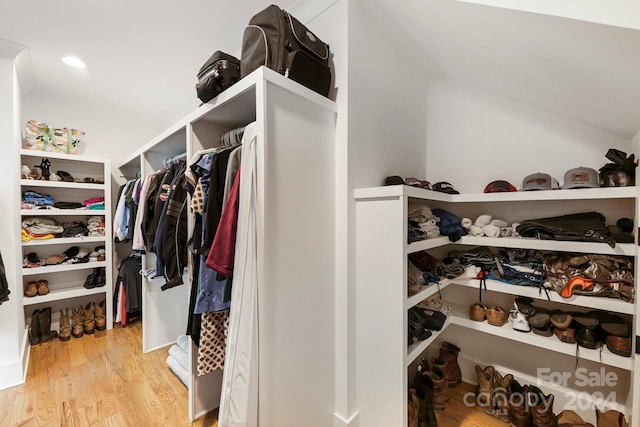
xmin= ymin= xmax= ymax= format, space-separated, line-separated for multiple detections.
xmin=0 ymin=57 xmax=27 ymax=389
xmin=426 ymin=75 xmax=632 ymax=193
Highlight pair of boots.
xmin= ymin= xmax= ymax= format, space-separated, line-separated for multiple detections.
xmin=84 ymin=268 xmax=106 ymax=289
xmin=60 ymin=301 xmax=106 ymax=340
xmin=557 ymin=408 xmax=628 ymax=427
xmin=29 ymin=307 xmax=58 ymax=346
xmin=417 ymin=357 xmax=449 ymax=410
xmin=475 ymin=365 xmax=513 ymax=422
xmin=506 ymin=378 xmax=557 ymax=427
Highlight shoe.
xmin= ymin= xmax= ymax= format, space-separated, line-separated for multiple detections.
xmin=37 ymin=307 xmax=58 ymax=344
xmin=486 ymin=306 xmax=508 ymax=326
xmin=475 ymin=365 xmax=495 ymax=415
xmin=550 ymin=313 xmax=573 ymax=330
xmin=557 ymin=410 xmax=594 ymax=427
xmin=596 ymin=312 xmax=629 ymax=337
xmin=428 ymin=365 xmax=449 ymax=410
xmin=36 ymin=279 xmax=49 ymax=295
xmin=573 ymin=312 xmax=599 ymax=330
xmin=595 ymin=408 xmax=628 ymax=427
xmin=84 ymin=269 xmax=98 ymax=289
xmin=59 ymin=308 xmax=71 ymax=341
xmin=24 ymin=281 xmax=37 ymax=297
xmin=71 ymin=307 xmax=84 ymax=338
xmin=528 ymin=386 xmax=557 ymax=427
xmin=605 ymin=335 xmax=631 ymax=357
xmin=439 ymin=342 xmax=462 ymax=385
xmin=510 ymin=306 xmax=531 ymax=332
xmin=29 ymin=309 xmax=41 ymax=346
xmin=576 ymin=328 xmax=600 ymax=349
xmin=408 ymin=388 xmax=420 ymax=427
xmin=508 ymin=379 xmax=532 ymax=427
xmin=413 ymin=374 xmax=438 ymax=427
xmin=94 ymin=300 xmax=106 ymax=331
xmin=94 ymin=268 xmax=106 ymax=287
xmin=553 ymin=327 xmax=576 ymax=344
xmin=515 ymin=296 xmax=536 ymax=316
xmin=469 ymin=302 xmax=487 ymax=322
xmin=528 ymin=308 xmax=550 ymax=330
xmin=84 ymin=302 xmax=95 ymax=334
xmin=493 ymin=370 xmax=513 ymax=423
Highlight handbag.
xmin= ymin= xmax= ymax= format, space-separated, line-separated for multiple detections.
xmin=195 ymin=51 xmax=241 ymax=103
xmin=23 ymin=120 xmax=84 ymax=154
xmin=516 ymin=212 xmax=615 ymax=248
xmin=240 ymin=4 xmax=332 ymax=97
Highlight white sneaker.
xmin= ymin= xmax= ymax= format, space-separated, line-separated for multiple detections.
xmin=509 ymin=308 xmax=530 ymax=332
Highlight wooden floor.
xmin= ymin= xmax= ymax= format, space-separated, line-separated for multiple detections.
xmin=0 ymin=322 xmax=218 ymax=427
xmin=0 ymin=323 xmax=506 ymax=427
xmin=436 ymin=382 xmax=510 ymax=427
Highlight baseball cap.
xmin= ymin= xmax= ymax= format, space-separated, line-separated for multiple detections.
xmin=405 ymin=177 xmax=432 ymax=190
xmin=384 ymin=175 xmax=404 ymax=186
xmin=432 ymin=182 xmax=459 ymax=194
xmin=521 ymin=173 xmax=560 ymax=191
xmin=484 ymin=180 xmax=517 ymax=193
xmin=561 ymin=167 xmax=601 ymax=189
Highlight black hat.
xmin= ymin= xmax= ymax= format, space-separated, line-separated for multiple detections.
xmin=432 ymin=182 xmax=459 ymax=194
xmin=384 ymin=175 xmax=404 ymax=186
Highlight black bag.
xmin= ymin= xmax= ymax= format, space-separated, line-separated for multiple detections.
xmin=196 ymin=51 xmax=241 ymax=103
xmin=240 ymin=4 xmax=332 ymax=97
xmin=516 ymin=212 xmax=616 ymax=248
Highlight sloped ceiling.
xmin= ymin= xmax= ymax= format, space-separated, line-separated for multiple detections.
xmin=1 ymin=0 xmax=640 ymax=139
xmin=361 ymin=0 xmax=640 ymax=139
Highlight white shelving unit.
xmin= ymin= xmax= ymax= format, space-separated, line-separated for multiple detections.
xmin=117 ymin=66 xmax=337 ymax=424
xmin=355 ymin=184 xmax=638 ymax=427
xmin=20 ymin=150 xmax=113 ymax=334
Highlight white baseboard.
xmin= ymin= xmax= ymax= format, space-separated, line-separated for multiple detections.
xmin=0 ymin=326 xmax=30 ymax=390
xmin=334 ymin=411 xmax=359 ymax=427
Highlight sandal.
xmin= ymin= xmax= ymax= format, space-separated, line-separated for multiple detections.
xmin=57 ymin=170 xmax=75 ymax=182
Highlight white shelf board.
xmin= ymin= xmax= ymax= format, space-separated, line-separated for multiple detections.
xmin=449 ymin=278 xmax=635 ymax=315
xmin=354 ymin=185 xmax=636 ymax=202
xmin=406 ymin=316 xmax=452 ymax=367
xmin=22 ymin=236 xmax=106 ymax=247
xmin=20 ymin=179 xmax=105 ymax=190
xmin=22 ymin=285 xmax=107 ymax=306
xmin=22 ymin=261 xmax=106 ymax=276
xmin=406 ymin=279 xmax=452 ymax=310
xmin=405 ymin=236 xmax=450 ymax=254
xmin=458 ymin=235 xmax=635 ymax=256
xmin=21 ymin=209 xmax=106 ymax=216
xmin=446 ymin=302 xmax=633 ymax=371
xmin=20 ymin=149 xmax=106 ymax=164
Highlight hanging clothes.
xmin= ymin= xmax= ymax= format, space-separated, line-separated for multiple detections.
xmin=218 ymin=122 xmax=259 ymax=427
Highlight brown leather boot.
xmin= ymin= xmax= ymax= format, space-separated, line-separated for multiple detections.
xmin=428 ymin=365 xmax=449 ymax=410
xmin=557 ymin=410 xmax=594 ymax=427
xmin=24 ymin=281 xmax=37 ymax=297
xmin=37 ymin=279 xmax=49 ymax=295
xmin=414 ymin=374 xmax=437 ymax=427
xmin=71 ymin=306 xmax=84 ymax=338
xmin=94 ymin=300 xmax=106 ymax=331
xmin=440 ymin=341 xmax=462 ymax=385
xmin=59 ymin=308 xmax=71 ymax=341
xmin=37 ymin=307 xmax=58 ymax=344
xmin=84 ymin=301 xmax=95 ymax=334
xmin=475 ymin=365 xmax=495 ymax=415
xmin=29 ymin=309 xmax=41 ymax=346
xmin=509 ymin=379 xmax=532 ymax=427
xmin=408 ymin=388 xmax=419 ymax=427
xmin=596 ymin=408 xmax=628 ymax=427
xmin=529 ymin=386 xmax=557 ymax=427
xmin=493 ymin=371 xmax=514 ymax=423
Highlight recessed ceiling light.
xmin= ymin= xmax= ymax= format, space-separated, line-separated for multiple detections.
xmin=62 ymin=56 xmax=86 ymax=68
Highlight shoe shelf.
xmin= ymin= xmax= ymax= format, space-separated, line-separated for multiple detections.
xmin=405 ymin=279 xmax=453 ymax=310
xmin=20 ymin=179 xmax=106 ymax=190
xmin=406 ymin=236 xmax=451 ymax=254
xmin=22 ymin=236 xmax=106 ymax=247
xmin=355 ymin=184 xmax=636 ymax=203
xmin=406 ymin=316 xmax=453 ymax=367
xmin=458 ymin=236 xmax=635 ymax=257
xmin=22 ymin=261 xmax=107 ymax=276
xmin=443 ymin=301 xmax=633 ymax=371
xmin=23 ymin=285 xmax=107 ymax=306
xmin=449 ymin=278 xmax=635 ymax=315
xmin=20 ymin=149 xmax=107 ymax=164
xmin=20 ymin=209 xmax=107 ymax=216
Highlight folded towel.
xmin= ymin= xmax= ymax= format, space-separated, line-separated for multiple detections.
xmin=166 ymin=354 xmax=189 ymax=388
xmin=168 ymin=344 xmax=189 ymax=371
xmin=475 ymin=214 xmax=492 ymax=226
xmin=177 ymin=335 xmax=190 ymax=353
xmin=490 ymin=219 xmax=508 ymax=228
xmin=470 ymin=225 xmax=484 ymax=236
xmin=483 ymin=224 xmax=501 ymax=238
